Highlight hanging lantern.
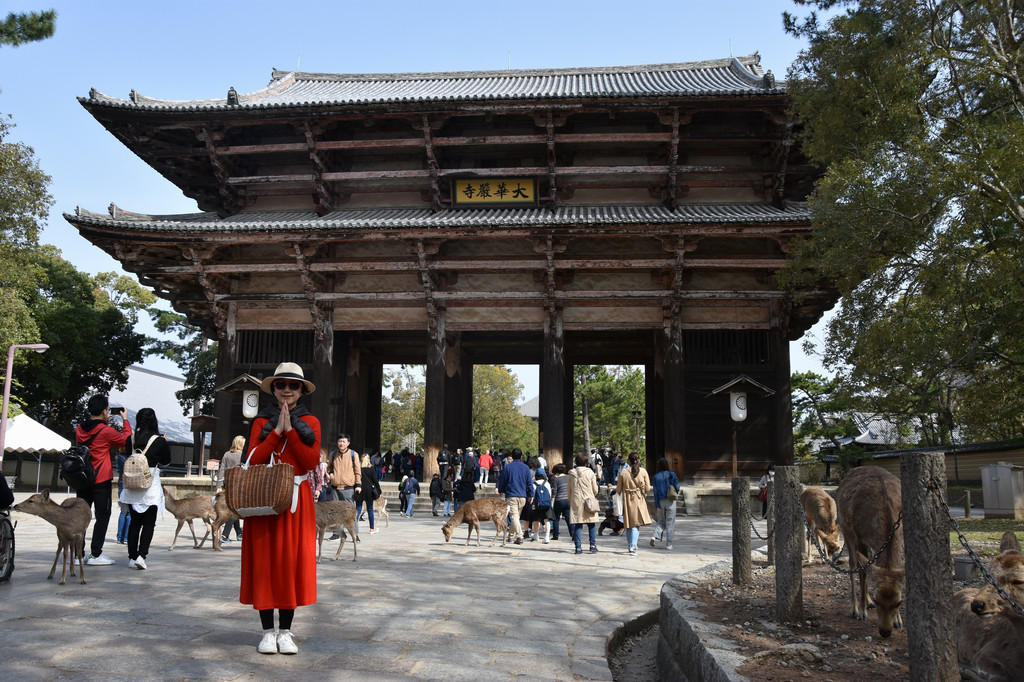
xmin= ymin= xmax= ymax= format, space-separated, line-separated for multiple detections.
xmin=242 ymin=389 xmax=260 ymax=419
xmin=730 ymin=392 xmax=747 ymax=422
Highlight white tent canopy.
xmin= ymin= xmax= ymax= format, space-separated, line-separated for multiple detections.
xmin=4 ymin=413 xmax=71 ymax=453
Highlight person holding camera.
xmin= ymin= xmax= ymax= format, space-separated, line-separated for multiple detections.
xmin=74 ymin=395 xmax=133 ymax=566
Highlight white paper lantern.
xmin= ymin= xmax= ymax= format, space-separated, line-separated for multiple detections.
xmin=242 ymin=389 xmax=259 ymax=419
xmin=729 ymin=392 xmax=747 ymax=422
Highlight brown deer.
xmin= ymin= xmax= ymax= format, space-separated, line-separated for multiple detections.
xmin=13 ymin=489 xmax=91 ymax=585
xmin=373 ymin=495 xmax=389 ymax=528
xmin=209 ymin=491 xmax=239 ymax=551
xmin=161 ymin=485 xmax=214 ymax=550
xmin=315 ymin=499 xmax=357 ymax=562
xmin=800 ymin=486 xmax=841 ymax=564
xmin=955 ymin=548 xmax=1024 ymax=681
xmin=835 ymin=466 xmax=904 ymax=638
xmin=441 ymin=497 xmax=510 ymax=547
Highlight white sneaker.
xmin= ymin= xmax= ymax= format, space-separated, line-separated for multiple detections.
xmin=257 ymin=630 xmax=278 ymax=654
xmin=127 ymin=559 xmax=136 ymax=569
xmin=277 ymin=630 xmax=298 ymax=655
xmin=666 ymin=544 xmax=673 ymax=550
xmin=87 ymin=554 xmax=115 ymax=566
xmin=134 ymin=556 xmax=147 ymax=570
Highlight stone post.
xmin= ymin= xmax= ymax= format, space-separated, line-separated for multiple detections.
xmin=732 ymin=476 xmax=751 ymax=585
xmin=774 ymin=465 xmax=803 ymax=623
xmin=902 ymin=452 xmax=957 ymax=681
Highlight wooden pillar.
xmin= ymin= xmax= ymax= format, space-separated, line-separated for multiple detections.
xmin=343 ymin=334 xmax=369 ymax=452
xmin=902 ymin=452 xmax=957 ymax=681
xmin=212 ymin=302 xmax=239 ymax=455
xmin=561 ymin=362 xmax=574 ymax=468
xmin=540 ymin=309 xmax=565 ymax=465
xmin=731 ymin=476 xmax=752 ymax=585
xmin=443 ymin=332 xmax=464 ymax=450
xmin=365 ymin=362 xmax=383 ymax=454
xmin=774 ymin=466 xmax=803 ymax=623
xmin=773 ymin=327 xmax=794 ymax=465
xmin=423 ymin=311 xmax=446 ymax=481
xmin=308 ymin=304 xmax=334 ymax=440
xmin=662 ymin=322 xmax=685 ymax=479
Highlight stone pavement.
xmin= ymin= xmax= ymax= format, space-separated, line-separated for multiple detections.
xmin=0 ymin=491 xmax=742 ymax=681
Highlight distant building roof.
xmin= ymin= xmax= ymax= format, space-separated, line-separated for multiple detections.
xmin=519 ymin=395 xmax=539 ymax=420
xmin=106 ymin=365 xmax=207 ymax=444
xmin=82 ymin=55 xmax=782 ymax=112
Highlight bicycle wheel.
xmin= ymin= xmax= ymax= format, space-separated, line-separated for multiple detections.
xmin=0 ymin=515 xmax=14 ymax=582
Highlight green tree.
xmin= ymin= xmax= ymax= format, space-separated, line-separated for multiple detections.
xmin=573 ymin=365 xmax=645 ymax=457
xmin=0 ymin=9 xmax=55 ymax=47
xmin=472 ymin=365 xmax=535 ymax=453
xmin=380 ymin=366 xmax=425 ymax=453
xmin=782 ymin=0 xmax=1024 ymax=443
xmin=147 ymin=308 xmax=217 ymax=416
xmin=791 ymin=371 xmax=869 ymax=473
xmin=19 ymin=249 xmax=146 ymax=435
xmin=0 ymin=116 xmax=52 ymax=352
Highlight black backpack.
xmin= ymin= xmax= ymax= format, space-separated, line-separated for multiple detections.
xmin=60 ymin=429 xmax=101 ymax=490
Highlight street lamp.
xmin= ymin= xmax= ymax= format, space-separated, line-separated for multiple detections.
xmin=0 ymin=344 xmax=50 ymax=468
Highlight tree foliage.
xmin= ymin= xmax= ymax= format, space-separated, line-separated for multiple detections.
xmin=472 ymin=364 xmax=536 ymax=453
xmin=0 ymin=116 xmax=52 ymax=351
xmin=147 ymin=308 xmax=216 ymax=416
xmin=573 ymin=365 xmax=645 ymax=457
xmin=0 ymin=9 xmax=56 ymax=47
xmin=380 ymin=366 xmax=425 ymax=453
xmin=783 ymin=0 xmax=1024 ymax=443
xmin=17 ymin=249 xmax=146 ymax=435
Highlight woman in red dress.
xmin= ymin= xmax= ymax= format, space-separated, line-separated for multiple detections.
xmin=241 ymin=362 xmax=320 ymax=655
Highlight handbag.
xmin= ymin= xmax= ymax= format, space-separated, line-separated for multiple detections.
xmin=122 ymin=435 xmax=158 ymax=490
xmin=584 ymin=496 xmax=600 ymax=513
xmin=666 ymin=485 xmax=679 ymax=501
xmin=225 ymin=449 xmax=295 ymax=517
xmin=612 ymin=492 xmax=623 ymax=517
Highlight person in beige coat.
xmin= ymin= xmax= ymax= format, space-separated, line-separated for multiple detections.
xmin=616 ymin=452 xmax=652 ymax=556
xmin=567 ymin=452 xmax=601 ymax=554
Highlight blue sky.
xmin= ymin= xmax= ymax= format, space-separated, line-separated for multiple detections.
xmin=2 ymin=0 xmax=828 ymax=394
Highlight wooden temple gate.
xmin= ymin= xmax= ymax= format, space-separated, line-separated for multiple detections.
xmin=66 ymin=54 xmax=832 ymax=481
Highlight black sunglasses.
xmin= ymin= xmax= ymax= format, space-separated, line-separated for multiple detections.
xmin=273 ymin=380 xmax=303 ymax=391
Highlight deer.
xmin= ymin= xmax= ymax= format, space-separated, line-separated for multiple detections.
xmin=161 ymin=485 xmax=215 ymax=550
xmin=955 ymin=547 xmax=1024 ymax=681
xmin=13 ymin=489 xmax=91 ymax=585
xmin=800 ymin=486 xmax=841 ymax=564
xmin=441 ymin=497 xmax=510 ymax=547
xmin=374 ymin=495 xmax=389 ymax=528
xmin=209 ymin=490 xmax=240 ymax=551
xmin=835 ymin=466 xmax=904 ymax=638
xmin=315 ymin=499 xmax=357 ymax=562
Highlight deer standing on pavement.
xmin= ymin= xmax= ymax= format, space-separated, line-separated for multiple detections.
xmin=441 ymin=497 xmax=510 ymax=547
xmin=161 ymin=485 xmax=215 ymax=550
xmin=315 ymin=499 xmax=358 ymax=562
xmin=13 ymin=489 xmax=91 ymax=584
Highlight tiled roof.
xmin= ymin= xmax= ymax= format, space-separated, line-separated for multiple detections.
xmin=82 ymin=55 xmax=782 ymax=112
xmin=67 ymin=203 xmax=810 ymax=233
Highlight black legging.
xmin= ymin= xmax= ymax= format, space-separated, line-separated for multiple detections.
xmin=260 ymin=609 xmax=294 ymax=631
xmin=127 ymin=505 xmax=157 ymax=560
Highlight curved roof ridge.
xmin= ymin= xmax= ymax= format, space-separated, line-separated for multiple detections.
xmin=66 ymin=202 xmax=810 ymax=233
xmin=270 ymin=54 xmax=760 ymax=84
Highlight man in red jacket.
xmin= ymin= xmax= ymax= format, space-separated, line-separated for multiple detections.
xmin=74 ymin=394 xmax=133 ymax=566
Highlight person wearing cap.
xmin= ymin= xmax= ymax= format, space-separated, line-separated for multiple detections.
xmin=241 ymin=362 xmax=321 ymax=656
